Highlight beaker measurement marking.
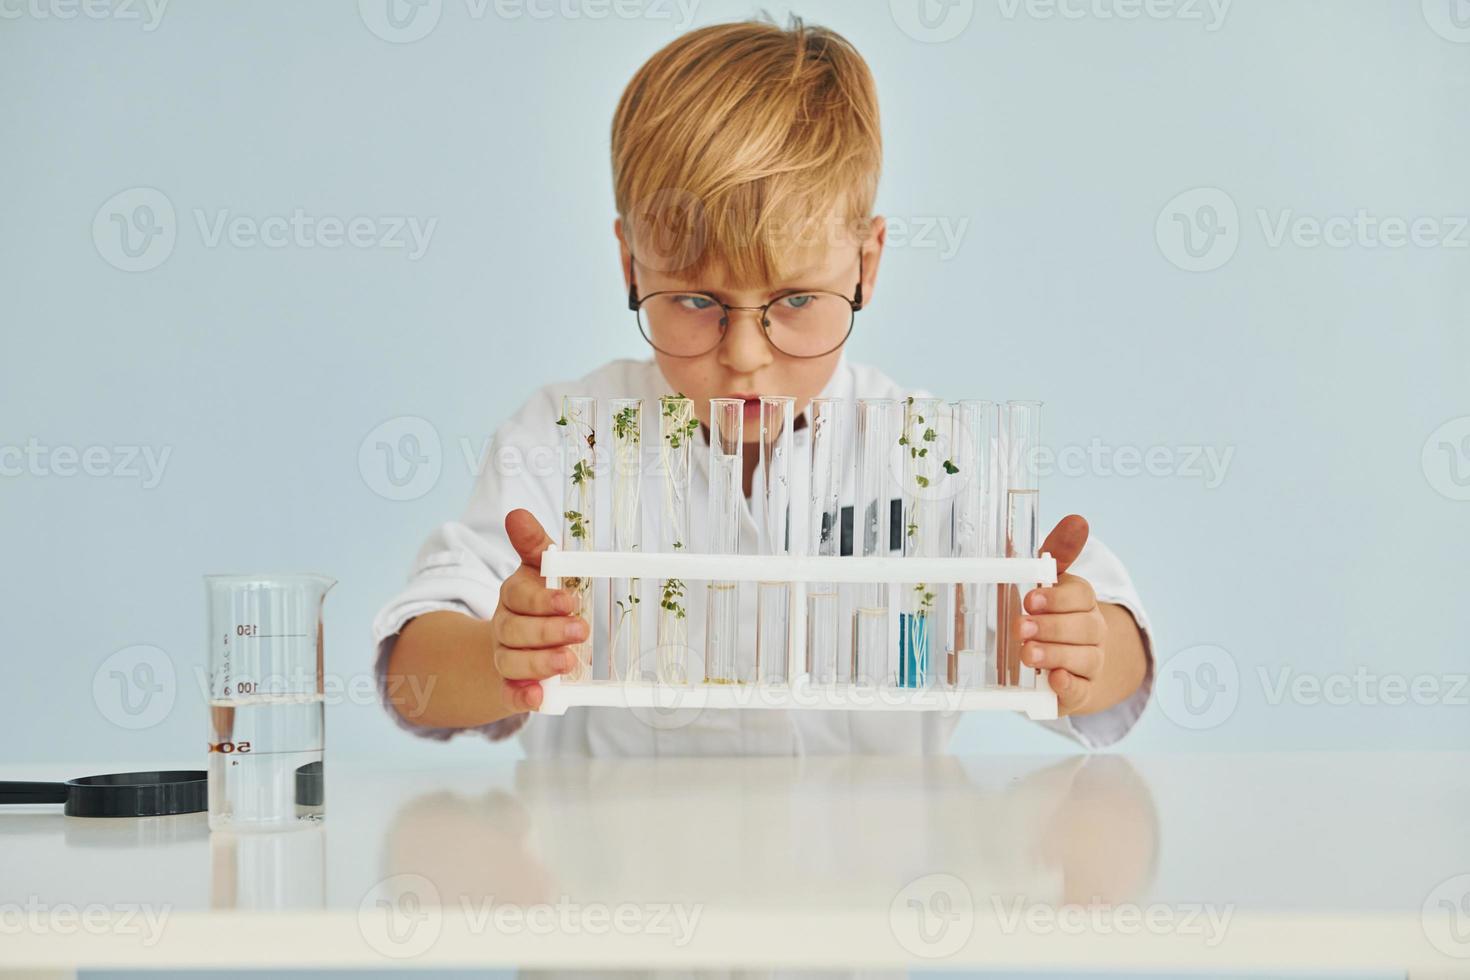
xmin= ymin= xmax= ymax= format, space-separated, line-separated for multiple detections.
xmin=208 ymin=746 xmax=324 ymax=757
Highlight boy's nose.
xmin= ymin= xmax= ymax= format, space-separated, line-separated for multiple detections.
xmin=717 ymin=306 xmax=775 ymax=373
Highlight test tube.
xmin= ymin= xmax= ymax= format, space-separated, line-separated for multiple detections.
xmin=756 ymin=395 xmax=794 ymax=685
xmin=948 ymin=400 xmax=994 ymax=688
xmin=704 ymin=399 xmax=744 ymax=684
xmin=997 ymin=400 xmax=1043 ymax=689
xmin=805 ymin=397 xmax=844 ymax=686
xmin=558 ymin=395 xmax=596 ymax=683
xmin=608 ymin=398 xmax=642 ymax=682
xmin=656 ymin=394 xmax=695 ymax=684
xmin=899 ymin=396 xmax=945 ymax=688
xmin=852 ymin=398 xmax=898 ymax=686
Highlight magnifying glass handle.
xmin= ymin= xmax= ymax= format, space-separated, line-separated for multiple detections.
xmin=0 ymin=781 xmax=70 ymax=805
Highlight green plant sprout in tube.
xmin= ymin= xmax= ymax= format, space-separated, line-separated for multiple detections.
xmin=756 ymin=395 xmax=795 ymax=685
xmin=899 ymin=396 xmax=946 ymax=689
xmin=948 ymin=400 xmax=994 ymax=689
xmin=997 ymin=400 xmax=1043 ymax=689
xmin=608 ymin=397 xmax=642 ymax=682
xmin=805 ymin=397 xmax=845 ymax=686
xmin=852 ymin=398 xmax=898 ymax=686
xmin=557 ymin=395 xmax=596 ymax=683
xmin=656 ymin=394 xmax=696 ymax=684
xmin=704 ymin=398 xmax=744 ymax=684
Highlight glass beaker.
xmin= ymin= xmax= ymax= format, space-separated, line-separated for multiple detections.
xmin=206 ymin=573 xmax=334 ymax=832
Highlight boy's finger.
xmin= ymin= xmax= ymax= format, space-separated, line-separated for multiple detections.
xmin=497 ymin=612 xmax=588 ymax=650
xmin=1025 ymin=574 xmax=1096 ymax=614
xmin=1023 ymin=640 xmax=1101 ymax=679
xmin=1019 ymin=610 xmax=1104 ymax=646
xmin=501 ymin=569 xmax=574 ymax=616
xmin=504 ymin=678 xmax=545 ymax=712
xmin=505 ymin=508 xmax=556 ymax=571
xmin=1049 ymin=668 xmax=1089 ymax=715
xmin=1040 ymin=514 xmax=1089 ymax=575
xmin=496 ymin=644 xmax=576 ymax=681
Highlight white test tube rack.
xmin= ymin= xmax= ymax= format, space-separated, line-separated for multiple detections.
xmin=537 ymin=549 xmax=1059 ymax=720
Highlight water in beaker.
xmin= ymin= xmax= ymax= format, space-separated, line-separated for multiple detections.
xmin=206 ymin=573 xmax=334 ymax=832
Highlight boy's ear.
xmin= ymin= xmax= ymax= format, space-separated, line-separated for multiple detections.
xmin=614 ymin=217 xmax=632 ymax=289
xmin=860 ymin=215 xmax=887 ymax=305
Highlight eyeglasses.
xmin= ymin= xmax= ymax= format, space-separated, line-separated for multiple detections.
xmin=627 ymin=251 xmax=865 ymax=359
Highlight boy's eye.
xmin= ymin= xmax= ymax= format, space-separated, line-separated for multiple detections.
xmin=777 ymin=293 xmax=819 ymax=311
xmin=674 ymin=294 xmax=717 ymax=312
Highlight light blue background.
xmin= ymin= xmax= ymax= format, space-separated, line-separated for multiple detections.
xmin=3 ymin=0 xmax=1467 ymax=767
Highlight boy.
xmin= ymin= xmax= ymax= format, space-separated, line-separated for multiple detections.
xmin=374 ymin=19 xmax=1152 ymax=755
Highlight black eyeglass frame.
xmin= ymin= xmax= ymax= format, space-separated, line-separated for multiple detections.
xmin=626 ymin=250 xmax=866 ymax=359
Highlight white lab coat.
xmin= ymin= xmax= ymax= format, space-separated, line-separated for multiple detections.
xmin=372 ymin=355 xmax=1154 ymax=755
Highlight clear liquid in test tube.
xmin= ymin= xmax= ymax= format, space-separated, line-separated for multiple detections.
xmin=948 ymin=400 xmax=994 ymax=689
xmin=852 ymin=398 xmax=898 ymax=686
xmin=705 ymin=398 xmax=744 ymax=684
xmin=805 ymin=397 xmax=844 ymax=686
xmin=608 ymin=398 xmax=642 ymax=681
xmin=756 ymin=395 xmax=794 ymax=685
xmin=559 ymin=396 xmax=596 ymax=682
xmin=657 ymin=394 xmax=695 ymax=684
xmin=997 ymin=400 xmax=1043 ymax=689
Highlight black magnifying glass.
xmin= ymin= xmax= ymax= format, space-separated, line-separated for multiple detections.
xmin=0 ymin=770 xmax=207 ymax=817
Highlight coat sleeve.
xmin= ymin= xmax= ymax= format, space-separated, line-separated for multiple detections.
xmin=1033 ymin=534 xmax=1155 ymax=748
xmin=370 ymin=388 xmax=563 ymax=742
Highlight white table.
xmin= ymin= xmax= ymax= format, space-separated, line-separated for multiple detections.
xmin=2 ymin=752 xmax=1467 ymax=975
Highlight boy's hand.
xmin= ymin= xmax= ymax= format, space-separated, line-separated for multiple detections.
xmin=1019 ymin=515 xmax=1107 ymax=716
xmin=490 ymin=508 xmax=587 ymax=714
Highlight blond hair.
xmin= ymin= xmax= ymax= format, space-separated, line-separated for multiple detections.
xmin=611 ymin=18 xmax=881 ymax=286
